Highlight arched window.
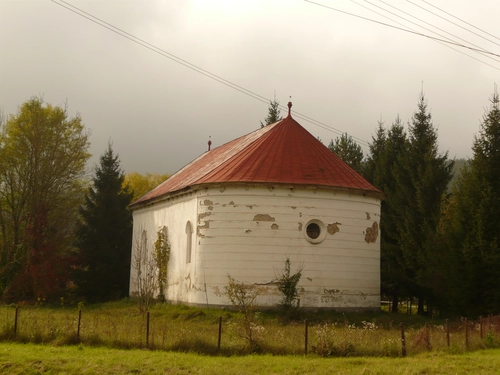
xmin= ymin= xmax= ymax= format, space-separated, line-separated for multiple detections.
xmin=140 ymin=230 xmax=148 ymax=265
xmin=185 ymin=221 xmax=192 ymax=264
xmin=141 ymin=230 xmax=148 ymax=252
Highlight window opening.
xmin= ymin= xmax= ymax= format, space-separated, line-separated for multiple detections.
xmin=306 ymin=223 xmax=320 ymax=239
xmin=185 ymin=221 xmax=192 ymax=264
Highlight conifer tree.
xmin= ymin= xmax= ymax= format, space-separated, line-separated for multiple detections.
xmin=366 ymin=117 xmax=411 ymax=311
xmin=364 ymin=121 xmax=386 ymax=184
xmin=328 ymin=133 xmax=364 ymax=173
xmin=437 ymin=91 xmax=500 ymax=315
xmin=75 ymin=143 xmax=133 ymax=301
xmin=260 ymin=99 xmax=282 ymax=128
xmin=392 ymin=93 xmax=453 ymax=314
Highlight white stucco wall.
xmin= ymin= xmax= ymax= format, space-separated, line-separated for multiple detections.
xmin=130 ymin=184 xmax=381 ymax=311
xmin=129 ymin=191 xmax=199 ymax=304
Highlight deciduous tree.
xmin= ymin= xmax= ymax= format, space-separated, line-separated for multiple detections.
xmin=0 ymin=97 xmax=90 ymax=301
xmin=124 ymin=172 xmax=170 ymax=202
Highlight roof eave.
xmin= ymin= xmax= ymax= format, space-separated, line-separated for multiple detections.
xmin=130 ymin=181 xmax=383 ymax=211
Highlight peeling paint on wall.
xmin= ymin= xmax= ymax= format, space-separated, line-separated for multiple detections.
xmin=327 ymin=222 xmax=341 ymax=235
xmin=197 ymin=220 xmax=209 ymax=237
xmin=364 ymin=222 xmax=379 ymax=243
xmin=324 ymin=288 xmax=340 ymax=294
xmin=131 ymin=184 xmax=381 ymax=310
xmin=212 ymin=285 xmax=222 ymax=297
xmin=321 ymin=295 xmax=341 ymax=303
xmin=253 ymin=214 xmax=275 ymax=222
xmin=198 ymin=212 xmax=212 ymax=221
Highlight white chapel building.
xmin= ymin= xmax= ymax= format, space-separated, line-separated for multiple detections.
xmin=129 ymin=103 xmax=382 ymax=311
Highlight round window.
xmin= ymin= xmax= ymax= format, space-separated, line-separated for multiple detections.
xmin=304 ymin=219 xmax=326 ymax=244
xmin=306 ymin=223 xmax=320 ymax=239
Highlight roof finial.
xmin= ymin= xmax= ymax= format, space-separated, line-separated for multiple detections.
xmin=208 ymin=136 xmax=212 ymax=151
xmin=287 ymin=97 xmax=292 ymax=117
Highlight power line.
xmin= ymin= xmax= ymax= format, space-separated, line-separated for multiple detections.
xmin=348 ymin=0 xmax=500 ymax=71
xmin=50 ymin=0 xmax=367 ymax=146
xmin=304 ymin=0 xmax=500 ymax=58
xmin=416 ymin=0 xmax=500 ymax=48
xmin=368 ymin=0 xmax=500 ymax=66
xmin=378 ymin=0 xmax=498 ymax=59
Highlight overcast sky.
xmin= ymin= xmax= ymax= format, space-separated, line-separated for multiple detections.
xmin=1 ymin=0 xmax=499 ymax=175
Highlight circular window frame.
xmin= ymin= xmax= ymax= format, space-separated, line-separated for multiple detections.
xmin=304 ymin=219 xmax=327 ymax=244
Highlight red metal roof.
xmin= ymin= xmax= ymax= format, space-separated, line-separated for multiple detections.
xmin=132 ymin=113 xmax=380 ymax=207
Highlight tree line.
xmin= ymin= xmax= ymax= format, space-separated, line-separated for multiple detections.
xmin=329 ymin=92 xmax=499 ymax=317
xmin=1 ymin=93 xmax=498 ymax=317
xmin=0 ymin=97 xmax=168 ymax=303
xmin=262 ymin=92 xmax=500 ymax=317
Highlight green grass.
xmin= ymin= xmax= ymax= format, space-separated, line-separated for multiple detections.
xmin=0 ymin=300 xmax=497 ymax=357
xmin=1 ymin=342 xmax=500 ymax=374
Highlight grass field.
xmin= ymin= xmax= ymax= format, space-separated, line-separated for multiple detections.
xmin=0 ymin=300 xmax=498 ymax=358
xmin=1 ymin=342 xmax=500 ymax=374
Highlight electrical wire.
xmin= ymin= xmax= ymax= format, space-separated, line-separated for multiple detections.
xmin=378 ymin=0 xmax=499 ymax=63
xmin=348 ymin=0 xmax=500 ymax=71
xmin=304 ymin=0 xmax=500 ymax=58
xmin=50 ymin=0 xmax=368 ymax=146
xmin=415 ymin=0 xmax=500 ymax=48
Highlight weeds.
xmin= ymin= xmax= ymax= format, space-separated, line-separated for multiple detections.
xmin=224 ymin=275 xmax=261 ymax=351
xmin=0 ymin=301 xmax=499 ymax=357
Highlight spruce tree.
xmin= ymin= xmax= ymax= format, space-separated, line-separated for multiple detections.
xmin=364 ymin=121 xmax=386 ymax=184
xmin=75 ymin=143 xmax=133 ymax=301
xmin=328 ymin=133 xmax=364 ymax=173
xmin=393 ymin=93 xmax=453 ymax=314
xmin=437 ymin=91 xmax=500 ymax=315
xmin=260 ymin=99 xmax=282 ymax=128
xmin=366 ymin=117 xmax=411 ymax=311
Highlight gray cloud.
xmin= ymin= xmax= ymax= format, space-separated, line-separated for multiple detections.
xmin=1 ymin=0 xmax=498 ymax=174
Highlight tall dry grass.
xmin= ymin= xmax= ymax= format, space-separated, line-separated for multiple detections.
xmin=0 ymin=300 xmax=498 ymax=357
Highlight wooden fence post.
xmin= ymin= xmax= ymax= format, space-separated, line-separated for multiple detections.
xmin=14 ymin=307 xmax=19 ymax=335
xmin=480 ymin=316 xmax=483 ymax=339
xmin=446 ymin=319 xmax=450 ymax=348
xmin=217 ymin=316 xmax=222 ymax=351
xmin=465 ymin=317 xmax=469 ymax=350
xmin=304 ymin=319 xmax=309 ymax=355
xmin=400 ymin=322 xmax=407 ymax=357
xmin=77 ymin=309 xmax=82 ymax=339
xmin=146 ymin=311 xmax=150 ymax=347
xmin=425 ymin=322 xmax=431 ymax=351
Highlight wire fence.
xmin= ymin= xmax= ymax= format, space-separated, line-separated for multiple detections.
xmin=0 ymin=306 xmax=499 ymax=357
